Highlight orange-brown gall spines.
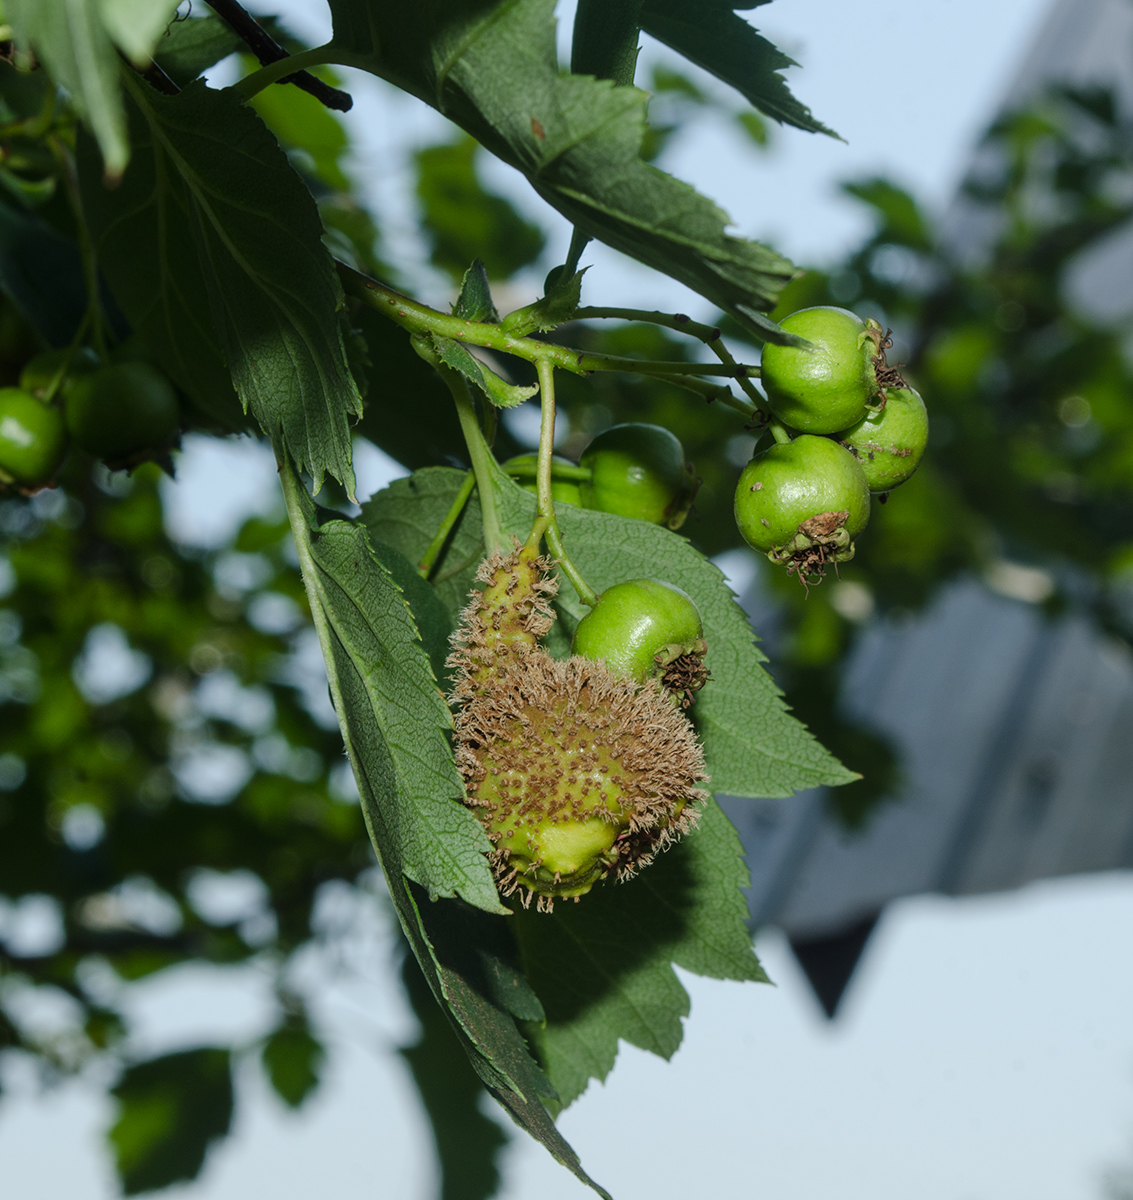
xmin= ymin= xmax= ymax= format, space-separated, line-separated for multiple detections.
xmin=448 ymin=552 xmax=708 ymax=911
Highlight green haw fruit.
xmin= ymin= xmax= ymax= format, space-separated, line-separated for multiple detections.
xmin=0 ymin=387 xmax=67 ymax=488
xmin=572 ymin=578 xmax=708 ymax=707
xmin=65 ymin=362 xmax=180 ymax=467
xmin=503 ymin=453 xmax=583 ymax=507
xmin=449 ymin=548 xmax=706 ymax=910
xmin=735 ymin=434 xmax=870 ymax=581
xmin=760 ymin=306 xmax=888 ymax=434
xmin=579 ymin=423 xmax=697 ymax=529
xmin=836 ymin=385 xmax=929 ymax=492
xmin=18 ymin=347 xmax=99 ymax=402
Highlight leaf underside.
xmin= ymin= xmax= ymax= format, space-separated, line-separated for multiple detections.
xmin=327 ymin=0 xmax=799 ymax=339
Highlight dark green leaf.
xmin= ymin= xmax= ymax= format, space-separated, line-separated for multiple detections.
xmin=400 ymin=951 xmax=508 ymax=1200
xmin=108 ymin=1048 xmax=233 ymax=1195
xmin=153 ymin=13 xmax=243 ymax=86
xmin=262 ymin=1022 xmax=324 ymax=1109
xmin=99 ymin=0 xmax=181 ymax=68
xmin=415 ymin=134 xmax=546 ymax=282
xmin=121 ymin=79 xmax=363 ymax=490
xmin=640 ymin=0 xmax=838 ymax=138
xmin=328 ymin=0 xmax=798 ymax=336
xmin=571 ymin=0 xmax=643 ymax=86
xmin=281 ymin=458 xmax=505 ymax=912
xmin=77 ymin=111 xmax=250 ymax=434
xmin=454 ymin=260 xmax=500 ymax=324
xmin=361 ymin=467 xmax=485 ymax=620
xmin=0 ymin=197 xmax=86 ymax=348
xmin=515 ymin=798 xmax=766 ymax=1109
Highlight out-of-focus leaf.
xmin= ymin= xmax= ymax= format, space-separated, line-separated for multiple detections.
xmin=0 ymin=197 xmax=87 ymax=348
xmin=415 ymin=135 xmax=546 ymax=281
xmin=262 ymin=1021 xmax=324 ymax=1109
xmin=153 ymin=13 xmax=243 ymax=86
xmin=843 ymin=178 xmax=933 ymax=251
xmin=108 ymin=1048 xmax=233 ymax=1195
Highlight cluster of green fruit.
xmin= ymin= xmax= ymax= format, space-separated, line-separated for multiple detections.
xmin=0 ymin=348 xmax=181 ymax=490
xmin=735 ymin=306 xmax=929 ymax=580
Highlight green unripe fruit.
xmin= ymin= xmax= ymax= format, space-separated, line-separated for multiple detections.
xmin=450 ymin=550 xmax=706 ymax=909
xmin=503 ymin=453 xmax=582 ymax=506
xmin=65 ymin=362 xmax=180 ymax=465
xmin=735 ymin=434 xmax=870 ymax=578
xmin=19 ymin=347 xmax=99 ymax=401
xmin=572 ymin=578 xmax=708 ymax=706
xmin=0 ymin=387 xmax=67 ymax=487
xmin=760 ymin=307 xmax=882 ymax=434
xmin=579 ymin=423 xmax=697 ymax=529
xmin=836 ymin=386 xmax=928 ymax=492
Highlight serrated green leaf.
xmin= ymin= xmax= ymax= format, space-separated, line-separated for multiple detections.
xmin=327 ymin=0 xmax=798 ymax=335
xmin=454 ymin=259 xmax=499 ymax=324
xmin=368 ymin=537 xmax=454 ymax=684
xmin=7 ymin=0 xmax=129 ymax=177
xmin=432 ymin=333 xmax=538 ymax=409
xmin=514 ymin=798 xmax=765 ymax=1110
xmin=571 ymin=0 xmax=643 ymax=86
xmin=640 ymin=0 xmax=838 ymax=138
xmin=122 ymin=78 xmax=362 ymax=492
xmin=281 ymin=458 xmax=504 ymax=913
xmin=400 ymin=951 xmax=508 ymax=1200
xmin=109 ymin=1048 xmax=233 ymax=1195
xmin=401 ymin=883 xmax=612 ymax=1200
xmin=361 ymin=467 xmax=484 ymax=620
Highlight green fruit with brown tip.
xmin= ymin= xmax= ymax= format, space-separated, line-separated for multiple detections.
xmin=760 ymin=306 xmax=881 ymax=434
xmin=572 ymin=578 xmax=708 ymax=706
xmin=734 ymin=434 xmax=870 ymax=578
xmin=449 ymin=549 xmax=707 ymax=908
xmin=836 ymin=385 xmax=928 ymax=492
xmin=0 ymin=387 xmax=66 ymax=487
xmin=579 ymin=423 xmax=697 ymax=528
xmin=19 ymin=347 xmax=99 ymax=401
xmin=64 ymin=362 xmax=180 ymax=465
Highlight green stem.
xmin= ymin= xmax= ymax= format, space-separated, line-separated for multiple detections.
xmin=769 ymin=420 xmax=792 ymax=445
xmin=573 ymin=306 xmax=723 ymax=344
xmin=418 ymin=471 xmax=476 ymax=578
xmin=338 ymin=264 xmax=758 ymax=382
xmin=532 ymin=360 xmax=597 ymax=607
xmin=654 ymin=372 xmax=757 ymax=418
xmin=413 ymin=338 xmax=503 ymax=552
xmin=561 ymin=227 xmax=591 ymax=279
xmin=231 ymin=46 xmax=343 ymax=102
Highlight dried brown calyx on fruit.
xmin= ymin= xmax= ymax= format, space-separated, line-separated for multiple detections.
xmin=448 ymin=546 xmax=708 ymax=911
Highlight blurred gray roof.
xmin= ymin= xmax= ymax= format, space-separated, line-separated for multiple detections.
xmin=722 ymin=579 xmax=1133 ymax=1012
xmin=726 ymin=1 xmax=1133 ymax=1015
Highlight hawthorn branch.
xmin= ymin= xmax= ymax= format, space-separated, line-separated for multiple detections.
xmin=204 ymin=0 xmax=353 ymax=112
